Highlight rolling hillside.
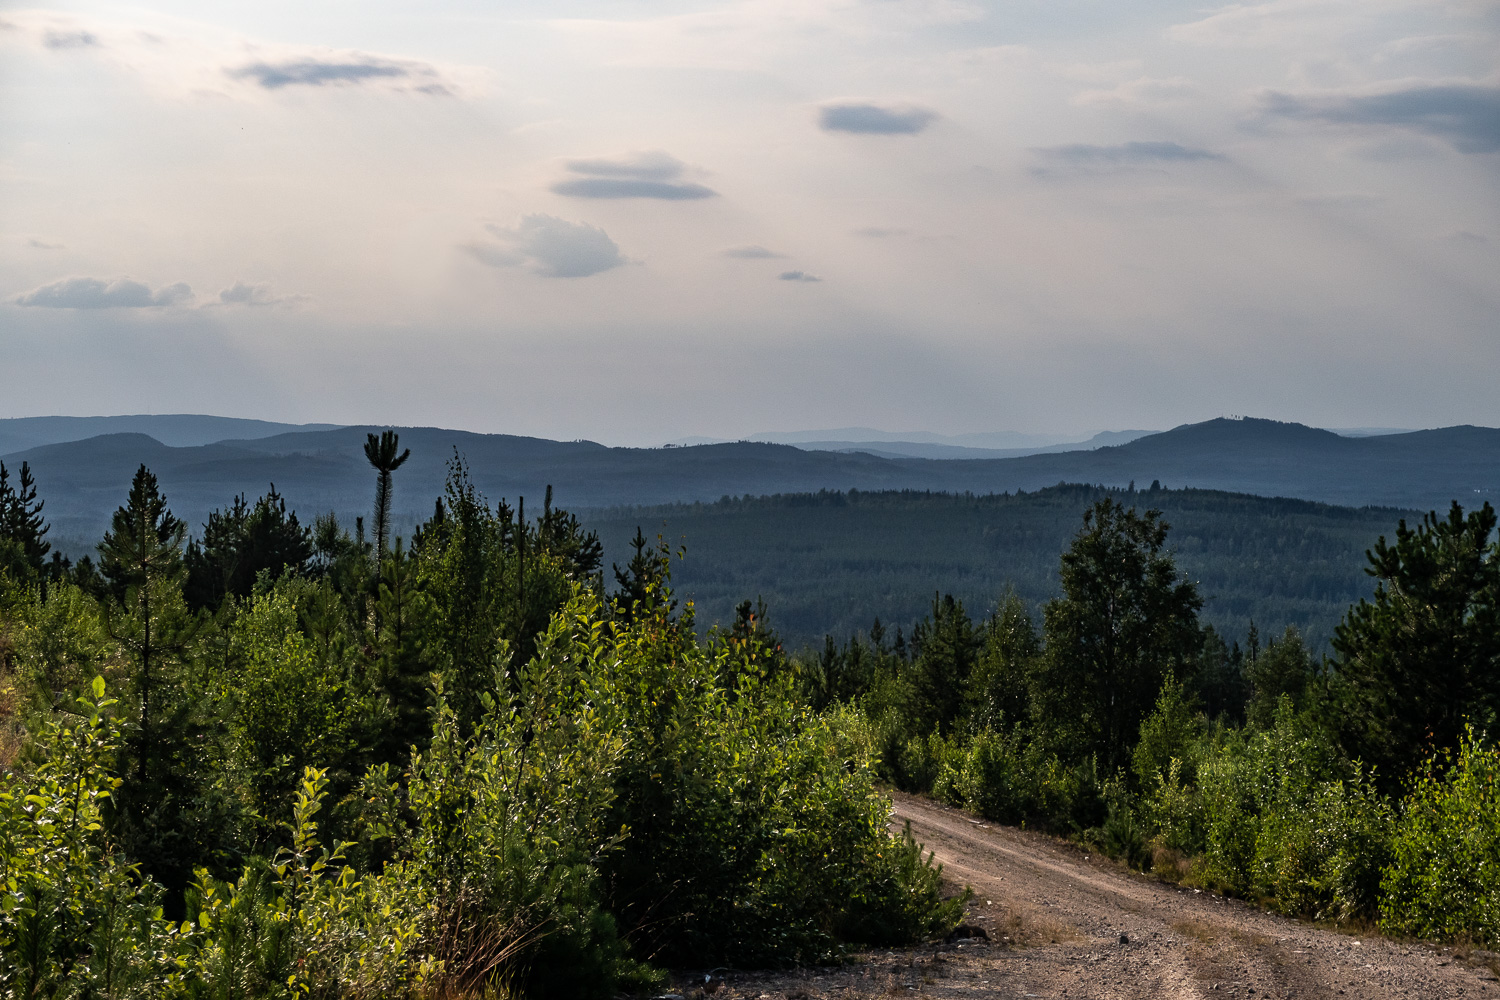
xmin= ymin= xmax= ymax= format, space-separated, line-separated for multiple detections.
xmin=585 ymin=485 xmax=1409 ymax=652
xmin=5 ymin=417 xmax=1495 ymax=550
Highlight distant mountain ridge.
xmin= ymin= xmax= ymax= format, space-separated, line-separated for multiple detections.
xmin=0 ymin=414 xmax=342 ymax=455
xmin=783 ymin=429 xmax=1156 ymax=460
xmin=4 ymin=416 xmax=1497 ymax=550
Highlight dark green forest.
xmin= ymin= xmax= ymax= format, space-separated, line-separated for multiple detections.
xmin=3 ymin=434 xmax=1500 ymax=999
xmin=584 ymin=485 xmax=1408 ymax=652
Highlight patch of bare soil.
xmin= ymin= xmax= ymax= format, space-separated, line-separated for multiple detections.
xmin=658 ymin=793 xmax=1500 ymax=1000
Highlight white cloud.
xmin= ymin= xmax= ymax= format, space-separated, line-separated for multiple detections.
xmin=779 ymin=270 xmax=821 ymax=282
xmin=0 ymin=9 xmax=473 ymax=99
xmin=463 ymin=216 xmax=627 ymax=278
xmin=1262 ymin=81 xmax=1500 ymax=152
xmin=819 ymin=102 xmax=939 ymax=134
xmin=551 ymin=151 xmax=716 ymax=200
xmin=721 ymin=245 xmax=786 ymax=258
xmin=1167 ymin=0 xmax=1373 ymax=50
xmin=14 ymin=276 xmax=193 ymax=308
xmin=1032 ymin=142 xmax=1227 ymax=178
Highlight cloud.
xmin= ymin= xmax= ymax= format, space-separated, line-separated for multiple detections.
xmin=1262 ymin=83 xmax=1500 ymax=154
xmin=13 ymin=276 xmax=192 ymax=308
xmin=721 ymin=245 xmax=786 ymax=259
xmin=27 ymin=237 xmax=64 ymax=250
xmin=552 ymin=178 xmax=716 ymax=199
xmin=564 ymin=151 xmax=682 ymax=181
xmin=464 ymin=215 xmax=626 ymax=278
xmin=42 ymin=28 xmax=98 ymax=49
xmin=819 ymin=103 xmax=938 ymax=135
xmin=226 ymin=55 xmax=453 ymax=94
xmin=551 ymin=151 xmax=716 ymax=200
xmin=217 ymin=281 xmax=303 ymax=307
xmin=0 ymin=11 xmax=469 ymax=98
xmin=1040 ymin=141 xmax=1225 ymax=165
xmin=853 ymin=227 xmax=908 ymax=238
xmin=779 ymin=270 xmax=821 ymax=282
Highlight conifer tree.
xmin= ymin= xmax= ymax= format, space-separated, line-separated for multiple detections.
xmin=908 ymin=594 xmax=981 ymax=735
xmin=97 ymin=465 xmax=197 ymax=785
xmin=363 ymin=430 xmax=411 ymax=558
xmin=184 ymin=485 xmax=312 ymax=610
xmin=372 ymin=538 xmax=435 ymax=765
xmin=1326 ymin=501 xmax=1500 ymax=787
xmin=0 ymin=460 xmax=50 ymax=579
xmin=97 ymin=466 xmax=229 ymax=905
xmin=537 ymin=483 xmax=604 ymax=580
xmin=965 ymin=590 xmax=1039 ymax=731
xmin=611 ymin=527 xmax=676 ymax=623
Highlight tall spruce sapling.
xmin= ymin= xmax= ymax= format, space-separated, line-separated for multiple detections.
xmin=372 ymin=538 xmax=435 ymax=765
xmin=537 ymin=483 xmax=605 ymax=581
xmin=1244 ymin=625 xmax=1313 ymax=729
xmin=363 ymin=430 xmax=411 ymax=558
xmin=907 ymin=593 xmax=982 ymax=736
xmin=965 ymin=590 xmax=1040 ymax=732
xmin=0 ymin=460 xmax=51 ymax=580
xmin=97 ymin=465 xmax=229 ymax=905
xmin=98 ymin=465 xmax=196 ymax=784
xmin=610 ymin=527 xmax=678 ymax=623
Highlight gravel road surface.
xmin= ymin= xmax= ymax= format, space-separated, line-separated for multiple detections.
xmin=671 ymin=792 xmax=1499 ymax=1000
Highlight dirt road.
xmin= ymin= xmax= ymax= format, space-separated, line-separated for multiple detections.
xmin=695 ymin=793 xmax=1499 ymax=1000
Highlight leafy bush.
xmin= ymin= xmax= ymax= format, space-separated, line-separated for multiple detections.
xmin=937 ymin=726 xmax=1099 ymax=830
xmin=10 ymin=583 xmax=114 ymax=707
xmin=1133 ymin=675 xmax=1203 ymax=792
xmin=1381 ymin=731 xmax=1500 ymax=942
xmin=1185 ymin=701 xmax=1391 ymax=921
xmin=597 ymin=594 xmax=961 ymax=967
xmin=1098 ymin=789 xmax=1151 ymax=872
xmin=0 ymin=678 xmax=179 ymax=999
xmin=836 ymin=821 xmax=968 ymax=947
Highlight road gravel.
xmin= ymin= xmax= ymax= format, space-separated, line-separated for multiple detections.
xmin=671 ymin=792 xmax=1500 ymax=1000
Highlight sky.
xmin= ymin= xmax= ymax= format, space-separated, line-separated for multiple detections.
xmin=1 ymin=0 xmax=1497 ymax=445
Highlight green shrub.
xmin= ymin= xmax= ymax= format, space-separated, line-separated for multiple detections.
xmin=600 ymin=594 xmax=958 ymax=966
xmin=10 ymin=583 xmax=113 ymax=706
xmin=1098 ymin=790 xmax=1151 ymax=871
xmin=1133 ymin=674 xmax=1203 ymax=793
xmin=1188 ymin=700 xmax=1391 ymax=921
xmin=1381 ymin=731 xmax=1500 ymax=942
xmin=3 ymin=582 xmax=965 ymax=997
xmin=934 ymin=725 xmax=1105 ymax=832
xmin=837 ymin=821 xmax=969 ymax=946
xmin=0 ymin=678 xmax=180 ymax=999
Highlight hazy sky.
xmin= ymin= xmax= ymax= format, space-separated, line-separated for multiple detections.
xmin=2 ymin=0 xmax=1497 ymax=444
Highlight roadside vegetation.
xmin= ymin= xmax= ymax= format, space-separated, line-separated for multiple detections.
xmin=2 ymin=435 xmax=1498 ymax=996
xmin=812 ymin=495 xmax=1500 ymax=942
xmin=0 ymin=447 xmax=960 ymax=999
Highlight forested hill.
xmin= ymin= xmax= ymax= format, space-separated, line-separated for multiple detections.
xmin=4 ymin=417 xmax=1496 ymax=545
xmin=584 ymin=485 xmax=1410 ymax=653
xmin=0 ymin=414 xmax=342 ymax=454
